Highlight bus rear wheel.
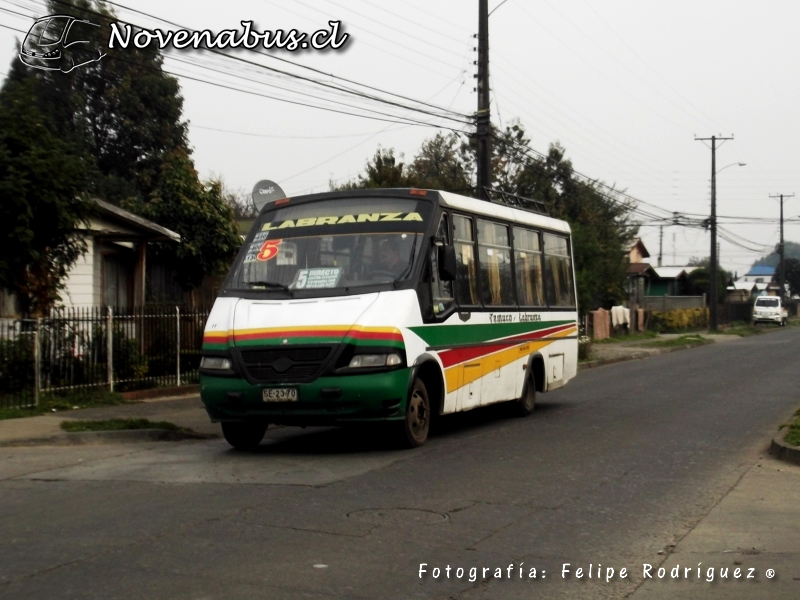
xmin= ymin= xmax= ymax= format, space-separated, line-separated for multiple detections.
xmin=512 ymin=374 xmax=536 ymax=417
xmin=222 ymin=421 xmax=268 ymax=450
xmin=396 ymin=378 xmax=430 ymax=448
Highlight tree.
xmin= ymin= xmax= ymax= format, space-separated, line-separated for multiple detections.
xmin=123 ymin=149 xmax=241 ymax=292
xmin=333 ymin=122 xmax=636 ymax=313
xmin=334 ymin=148 xmax=416 ymax=190
xmin=333 ymin=134 xmax=472 ymax=193
xmin=783 ymin=258 xmax=800 ymax=297
xmin=752 ymin=242 xmax=800 ymax=269
xmin=0 ymin=61 xmax=92 ymax=314
xmin=495 ymin=126 xmax=637 ymax=312
xmin=687 ymin=267 xmax=727 ymax=300
xmin=408 ymin=132 xmax=472 ymax=193
xmin=1 ymin=0 xmax=240 ymax=307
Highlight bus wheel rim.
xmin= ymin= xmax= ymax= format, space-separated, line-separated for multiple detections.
xmin=409 ymin=389 xmax=427 ymax=434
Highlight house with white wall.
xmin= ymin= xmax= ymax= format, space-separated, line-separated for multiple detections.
xmin=1 ymin=199 xmax=180 ymax=317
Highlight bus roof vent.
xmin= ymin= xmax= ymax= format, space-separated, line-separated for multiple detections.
xmin=483 ymin=188 xmax=549 ymax=216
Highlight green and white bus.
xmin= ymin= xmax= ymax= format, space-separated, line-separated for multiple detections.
xmin=200 ymin=188 xmax=578 ymax=449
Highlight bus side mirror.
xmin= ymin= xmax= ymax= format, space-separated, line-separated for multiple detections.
xmin=438 ymin=245 xmax=457 ymax=281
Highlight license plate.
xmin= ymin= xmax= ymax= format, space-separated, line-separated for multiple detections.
xmin=262 ymin=387 xmax=298 ymax=402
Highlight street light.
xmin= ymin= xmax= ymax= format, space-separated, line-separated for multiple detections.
xmin=709 ymin=160 xmax=745 ymax=331
xmin=717 ymin=162 xmax=746 ymax=173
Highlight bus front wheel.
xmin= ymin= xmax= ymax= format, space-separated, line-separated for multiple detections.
xmin=222 ymin=421 xmax=268 ymax=451
xmin=513 ymin=374 xmax=536 ymax=417
xmin=396 ymin=378 xmax=430 ymax=448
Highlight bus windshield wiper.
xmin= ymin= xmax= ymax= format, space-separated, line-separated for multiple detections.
xmin=246 ymin=281 xmax=294 ymax=295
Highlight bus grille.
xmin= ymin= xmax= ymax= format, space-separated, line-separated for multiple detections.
xmin=239 ymin=346 xmax=334 ymax=383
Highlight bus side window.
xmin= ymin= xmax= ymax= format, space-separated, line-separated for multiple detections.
xmin=429 ymin=214 xmax=454 ymax=317
xmin=477 ymin=219 xmax=514 ymax=306
xmin=543 ymin=233 xmax=576 ymax=307
xmin=453 ymin=215 xmax=478 ymax=306
xmin=513 ymin=227 xmax=545 ymax=306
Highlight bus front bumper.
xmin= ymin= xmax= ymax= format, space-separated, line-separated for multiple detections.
xmin=200 ymin=368 xmax=412 ymax=425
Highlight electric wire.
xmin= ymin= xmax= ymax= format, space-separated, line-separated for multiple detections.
xmin=35 ymin=0 xmax=474 ymax=125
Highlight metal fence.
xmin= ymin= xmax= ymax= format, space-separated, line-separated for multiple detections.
xmin=0 ymin=306 xmax=209 ymax=409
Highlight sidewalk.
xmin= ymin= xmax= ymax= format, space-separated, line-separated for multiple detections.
xmin=632 ymin=456 xmax=800 ymax=599
xmin=581 ymin=332 xmax=739 ymax=369
xmin=0 ymin=393 xmax=219 ymax=446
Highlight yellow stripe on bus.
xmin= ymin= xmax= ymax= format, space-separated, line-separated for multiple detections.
xmin=442 ymin=326 xmax=577 ymax=394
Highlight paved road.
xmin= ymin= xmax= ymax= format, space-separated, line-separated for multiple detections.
xmin=1 ymin=329 xmax=799 ymax=600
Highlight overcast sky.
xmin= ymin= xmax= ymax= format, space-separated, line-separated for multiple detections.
xmin=2 ymin=0 xmax=799 ymax=278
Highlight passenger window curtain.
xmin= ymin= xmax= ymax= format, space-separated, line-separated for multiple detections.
xmin=543 ymin=233 xmax=575 ymax=307
xmin=478 ymin=220 xmax=512 ymax=306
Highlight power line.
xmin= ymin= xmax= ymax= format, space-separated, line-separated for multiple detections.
xmin=38 ymin=0 xmax=473 ymax=125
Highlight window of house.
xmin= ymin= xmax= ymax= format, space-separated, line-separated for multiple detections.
xmin=102 ymin=252 xmax=133 ymax=309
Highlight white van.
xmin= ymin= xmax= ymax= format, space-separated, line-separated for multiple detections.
xmin=752 ymin=296 xmax=788 ymax=326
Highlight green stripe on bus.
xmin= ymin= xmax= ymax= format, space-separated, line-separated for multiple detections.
xmin=408 ymin=320 xmax=573 ymax=347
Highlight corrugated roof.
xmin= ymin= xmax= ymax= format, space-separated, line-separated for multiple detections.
xmin=651 ymin=266 xmax=687 ymax=279
xmin=91 ymin=199 xmax=181 ymax=242
xmin=628 ymin=262 xmax=654 ymax=275
xmin=745 ymin=265 xmax=775 ymax=276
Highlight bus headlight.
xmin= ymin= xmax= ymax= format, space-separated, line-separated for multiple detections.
xmin=348 ymin=353 xmax=403 ymax=368
xmin=200 ymin=357 xmax=232 ymax=370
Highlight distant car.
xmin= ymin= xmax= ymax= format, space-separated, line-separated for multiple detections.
xmin=19 ymin=15 xmax=105 ymax=73
xmin=752 ymin=296 xmax=788 ymax=326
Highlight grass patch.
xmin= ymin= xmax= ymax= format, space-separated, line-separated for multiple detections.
xmin=0 ymin=390 xmax=132 ymax=421
xmin=641 ymin=334 xmax=709 ymax=348
xmin=718 ymin=324 xmax=763 ymax=337
xmin=60 ymin=418 xmax=191 ymax=433
xmin=780 ymin=408 xmax=800 ymax=447
xmin=595 ymin=331 xmax=658 ymax=344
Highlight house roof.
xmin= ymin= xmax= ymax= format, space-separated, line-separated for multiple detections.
xmin=629 ymin=239 xmax=650 ymax=259
xmin=628 ymin=262 xmax=656 ymax=276
xmin=87 ymin=199 xmax=181 ymax=243
xmin=745 ymin=265 xmax=775 ymax=277
xmin=651 ymin=266 xmax=688 ymax=279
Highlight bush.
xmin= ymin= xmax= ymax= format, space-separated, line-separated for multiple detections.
xmin=649 ymin=308 xmax=709 ymax=333
xmin=578 ymin=335 xmax=592 ymax=360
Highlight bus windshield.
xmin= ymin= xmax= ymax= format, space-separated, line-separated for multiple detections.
xmin=227 ymin=197 xmax=431 ymax=293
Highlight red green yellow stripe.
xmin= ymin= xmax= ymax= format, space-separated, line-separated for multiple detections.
xmin=442 ymin=325 xmax=577 ymax=393
xmin=203 ymin=325 xmax=404 ymax=350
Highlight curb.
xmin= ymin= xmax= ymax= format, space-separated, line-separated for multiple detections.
xmin=579 ymin=340 xmax=713 ymax=371
xmin=121 ymin=385 xmax=200 ymax=401
xmin=770 ymin=434 xmax=800 ymax=466
xmin=0 ymin=428 xmax=216 ymax=447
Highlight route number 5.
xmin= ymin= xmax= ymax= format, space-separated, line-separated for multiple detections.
xmin=257 ymin=239 xmax=282 ymax=261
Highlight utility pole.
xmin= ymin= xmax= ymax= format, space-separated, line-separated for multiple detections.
xmin=475 ymin=0 xmax=491 ymax=200
xmin=695 ymin=134 xmax=734 ymax=331
xmin=658 ymin=225 xmax=663 ymax=267
xmin=769 ymin=193 xmax=794 ymax=300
